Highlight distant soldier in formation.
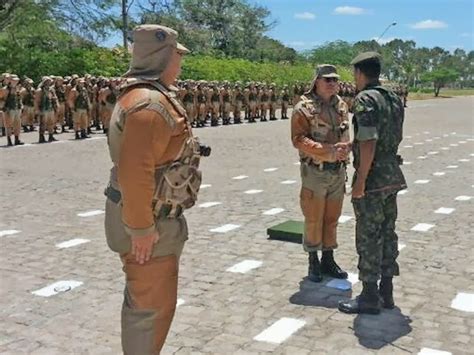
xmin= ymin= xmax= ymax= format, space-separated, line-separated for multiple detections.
xmin=54 ymin=76 xmax=68 ymax=133
xmin=220 ymin=82 xmax=232 ymax=125
xmin=98 ymin=78 xmax=119 ymax=135
xmin=20 ymin=78 xmax=36 ymax=133
xmin=68 ymin=78 xmax=91 ymax=140
xmin=269 ymin=83 xmax=278 ymax=121
xmin=233 ymin=83 xmax=245 ymax=124
xmin=209 ymin=84 xmax=220 ymax=126
xmin=281 ymin=85 xmax=290 ymax=119
xmin=0 ymin=74 xmax=24 ymax=146
xmin=35 ymin=76 xmax=58 ymax=143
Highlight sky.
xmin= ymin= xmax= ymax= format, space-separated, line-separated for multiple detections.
xmin=105 ymin=0 xmax=474 ymax=52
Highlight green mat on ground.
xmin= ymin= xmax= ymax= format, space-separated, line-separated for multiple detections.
xmin=267 ymin=220 xmax=304 ymax=243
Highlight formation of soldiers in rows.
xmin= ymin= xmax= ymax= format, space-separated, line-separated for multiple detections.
xmin=0 ymin=73 xmax=408 ymax=147
xmin=0 ymin=73 xmax=119 ymax=146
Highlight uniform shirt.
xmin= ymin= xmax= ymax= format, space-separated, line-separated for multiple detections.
xmin=352 ymin=82 xmax=407 ymax=193
xmin=291 ymin=93 xmax=349 ymax=163
xmin=110 ymin=85 xmax=190 ymax=237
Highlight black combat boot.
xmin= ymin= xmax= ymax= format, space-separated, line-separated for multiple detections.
xmin=7 ymin=136 xmax=13 ymax=147
xmin=379 ymin=277 xmax=395 ymax=309
xmin=338 ymin=282 xmax=382 ymax=314
xmin=75 ymin=131 xmax=81 ymax=140
xmin=38 ymin=133 xmax=46 ymax=143
xmin=48 ymin=133 xmax=57 ymax=142
xmin=23 ymin=125 xmax=29 ymax=133
xmin=14 ymin=136 xmax=24 ymax=145
xmin=29 ymin=125 xmax=35 ymax=132
xmin=103 ymin=127 xmax=108 ymax=135
xmin=308 ymin=251 xmax=323 ymax=282
xmin=321 ymin=250 xmax=348 ymax=279
xmin=211 ymin=119 xmax=218 ymax=127
xmin=81 ymin=129 xmax=90 ymax=139
xmin=61 ymin=125 xmax=68 ymax=133
xmin=87 ymin=126 xmax=93 ymax=135
xmin=1 ymin=127 xmax=5 ymax=136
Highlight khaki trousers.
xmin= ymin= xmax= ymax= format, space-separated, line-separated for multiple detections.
xmin=300 ymin=166 xmax=345 ymax=251
xmin=73 ymin=109 xmax=88 ymax=131
xmin=5 ymin=109 xmax=22 ymax=136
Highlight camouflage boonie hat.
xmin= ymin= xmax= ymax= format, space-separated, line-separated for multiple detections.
xmin=351 ymin=51 xmax=382 ymax=66
xmin=316 ymin=64 xmax=340 ymax=79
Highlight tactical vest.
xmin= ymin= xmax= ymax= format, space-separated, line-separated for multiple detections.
xmin=298 ymin=94 xmax=349 ymax=165
xmin=235 ymin=92 xmax=244 ymax=102
xmin=197 ymin=92 xmax=206 ymax=103
xmin=109 ymin=80 xmax=202 ymax=216
xmin=105 ymin=89 xmax=117 ymax=105
xmin=211 ymin=92 xmax=219 ymax=102
xmin=75 ymin=88 xmax=89 ymax=110
xmin=24 ymin=88 xmax=34 ymax=107
xmin=222 ymin=92 xmax=230 ymax=103
xmin=261 ymin=93 xmax=269 ymax=101
xmin=39 ymin=88 xmax=54 ymax=111
xmin=5 ymin=88 xmax=21 ymax=110
xmin=249 ymin=92 xmax=257 ymax=101
xmin=270 ymin=93 xmax=277 ymax=102
xmin=55 ymin=86 xmax=66 ymax=103
xmin=183 ymin=91 xmax=194 ymax=103
xmin=282 ymin=92 xmax=289 ymax=101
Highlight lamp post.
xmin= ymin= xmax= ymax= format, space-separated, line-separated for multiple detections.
xmin=376 ymin=22 xmax=397 ymax=42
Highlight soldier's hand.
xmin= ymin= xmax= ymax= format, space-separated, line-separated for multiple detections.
xmin=131 ymin=231 xmax=160 ymax=265
xmin=352 ymin=179 xmax=365 ymax=199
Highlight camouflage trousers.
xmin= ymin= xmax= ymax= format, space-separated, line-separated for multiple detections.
xmin=352 ymin=190 xmax=400 ymax=283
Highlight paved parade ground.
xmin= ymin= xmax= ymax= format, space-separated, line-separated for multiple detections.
xmin=1 ymin=96 xmax=473 ymax=354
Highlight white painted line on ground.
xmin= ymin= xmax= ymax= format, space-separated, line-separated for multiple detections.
xmin=398 ymin=190 xmax=408 ymax=195
xmin=423 ymin=131 xmax=430 ymax=135
xmin=450 ymin=144 xmax=458 ymax=147
xmin=414 ymin=142 xmax=424 ymax=145
xmin=458 ymin=141 xmax=467 ymax=144
xmin=405 ymin=135 xmax=412 ymax=139
xmin=254 ymin=318 xmax=306 ymax=344
xmin=227 ymin=260 xmax=263 ymax=274
xmin=468 ymin=139 xmax=474 ymax=142
xmin=451 ymin=292 xmax=474 ymax=313
xmin=417 ymin=156 xmax=427 ymax=160
xmin=398 ymin=243 xmax=406 ymax=251
xmin=294 ymin=162 xmax=301 ymax=166
xmin=434 ymin=207 xmax=455 ymax=215
xmin=403 ymin=145 xmax=413 ymax=148
xmin=411 ymin=223 xmax=435 ymax=232
xmin=56 ymin=238 xmax=90 ymax=249
xmin=459 ymin=159 xmax=470 ymax=162
xmin=177 ymin=298 xmax=185 ymax=307
xmin=471 ymin=153 xmax=474 ymax=157
xmin=263 ymin=208 xmax=285 ymax=216
xmin=425 ymin=139 xmax=433 ymax=142
xmin=455 ymin=195 xmax=472 ymax=201
xmin=443 ymin=134 xmax=449 ymax=137
xmin=264 ymin=168 xmax=279 ymax=172
xmin=446 ymin=165 xmax=459 ymax=169
xmin=403 ymin=161 xmax=412 ymax=165
xmin=451 ymin=132 xmax=457 ymax=135
xmin=0 ymin=230 xmax=20 ymax=237
xmin=433 ymin=172 xmax=446 ymax=176
xmin=244 ymin=189 xmax=263 ymax=194
xmin=209 ymin=224 xmax=240 ymax=233
xmin=233 ymin=175 xmax=249 ymax=180
xmin=281 ymin=180 xmax=297 ymax=185
xmin=414 ymin=180 xmax=430 ymax=184
xmin=427 ymin=151 xmax=438 ymax=155
xmin=32 ymin=280 xmax=83 ymax=297
xmin=338 ymin=215 xmax=353 ymax=223
xmin=440 ymin=147 xmax=449 ymax=150
xmin=433 ymin=137 xmax=441 ymax=140
xmin=418 ymin=348 xmax=452 ymax=355
xmin=77 ymin=210 xmax=104 ymax=217
xmin=200 ymin=184 xmax=212 ymax=189
xmin=198 ymin=202 xmax=222 ymax=208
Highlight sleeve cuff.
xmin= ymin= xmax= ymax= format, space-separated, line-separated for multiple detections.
xmin=356 ymin=126 xmax=378 ymax=141
xmin=124 ymin=223 xmax=156 ymax=237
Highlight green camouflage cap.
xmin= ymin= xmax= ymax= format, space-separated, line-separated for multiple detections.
xmin=316 ymin=64 xmax=340 ymax=79
xmin=350 ymin=51 xmax=382 ymax=65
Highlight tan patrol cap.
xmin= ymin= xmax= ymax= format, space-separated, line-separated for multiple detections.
xmin=124 ymin=24 xmax=189 ymax=80
xmin=351 ymin=51 xmax=382 ymax=66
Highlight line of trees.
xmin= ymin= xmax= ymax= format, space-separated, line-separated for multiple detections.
xmin=1 ymin=0 xmax=472 ymax=95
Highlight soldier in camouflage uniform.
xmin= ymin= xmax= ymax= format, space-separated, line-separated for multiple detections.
xmin=181 ymin=82 xmax=196 ymax=127
xmin=291 ymin=65 xmax=351 ymax=283
xmin=339 ymin=52 xmax=407 ymax=315
xmin=232 ymin=83 xmax=245 ymax=124
xmin=68 ymin=78 xmax=91 ymax=140
xmin=209 ymin=84 xmax=220 ymax=127
xmin=280 ymin=85 xmax=290 ymax=119
xmin=268 ymin=83 xmax=278 ymax=121
xmin=54 ymin=77 xmax=68 ymax=133
xmin=220 ymin=82 xmax=232 ymax=125
xmin=20 ymin=78 xmax=36 ymax=132
xmin=0 ymin=74 xmax=24 ymax=146
xmin=35 ymin=76 xmax=58 ymax=143
xmin=195 ymin=82 xmax=207 ymax=128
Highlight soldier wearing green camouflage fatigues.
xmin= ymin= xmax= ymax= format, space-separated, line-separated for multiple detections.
xmin=339 ymin=52 xmax=407 ymax=315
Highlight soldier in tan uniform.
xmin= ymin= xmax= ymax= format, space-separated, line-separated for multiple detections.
xmin=54 ymin=77 xmax=68 ymax=133
xmin=281 ymin=85 xmax=290 ymax=119
xmin=0 ymin=73 xmax=8 ymax=137
xmin=181 ymin=82 xmax=196 ymax=127
xmin=34 ymin=76 xmax=58 ymax=143
xmin=291 ymin=65 xmax=351 ymax=282
xmin=0 ymin=74 xmax=24 ymax=146
xmin=98 ymin=78 xmax=119 ymax=135
xmin=232 ymin=83 xmax=245 ymax=124
xmin=20 ymin=78 xmax=36 ymax=132
xmin=104 ymin=24 xmax=206 ymax=354
xmin=68 ymin=78 xmax=91 ymax=140
xmin=195 ymin=82 xmax=207 ymax=127
xmin=220 ymin=82 xmax=232 ymax=125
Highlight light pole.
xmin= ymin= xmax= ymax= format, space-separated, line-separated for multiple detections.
xmin=376 ymin=22 xmax=397 ymax=42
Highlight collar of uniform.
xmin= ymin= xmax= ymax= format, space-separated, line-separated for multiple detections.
xmin=363 ymin=80 xmax=381 ymax=90
xmin=310 ymin=92 xmax=339 ymax=107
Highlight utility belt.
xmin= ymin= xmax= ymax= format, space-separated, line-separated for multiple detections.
xmin=305 ymin=159 xmax=344 ymax=171
xmin=104 ymin=185 xmax=184 ymax=219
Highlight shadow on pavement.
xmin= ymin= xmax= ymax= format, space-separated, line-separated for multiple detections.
xmin=289 ymin=277 xmax=352 ymax=309
xmin=353 ymin=307 xmax=412 ymax=350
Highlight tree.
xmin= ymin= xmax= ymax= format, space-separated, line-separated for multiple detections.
xmin=420 ymin=68 xmax=459 ymax=96
xmin=307 ymin=41 xmax=355 ymax=66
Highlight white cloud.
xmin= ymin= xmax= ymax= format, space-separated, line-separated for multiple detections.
xmin=411 ymin=20 xmax=448 ymax=29
xmin=371 ymin=37 xmax=396 ymax=45
xmin=333 ymin=6 xmax=367 ymax=15
xmin=288 ymin=41 xmax=307 ymax=48
xmin=294 ymin=12 xmax=316 ymax=20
